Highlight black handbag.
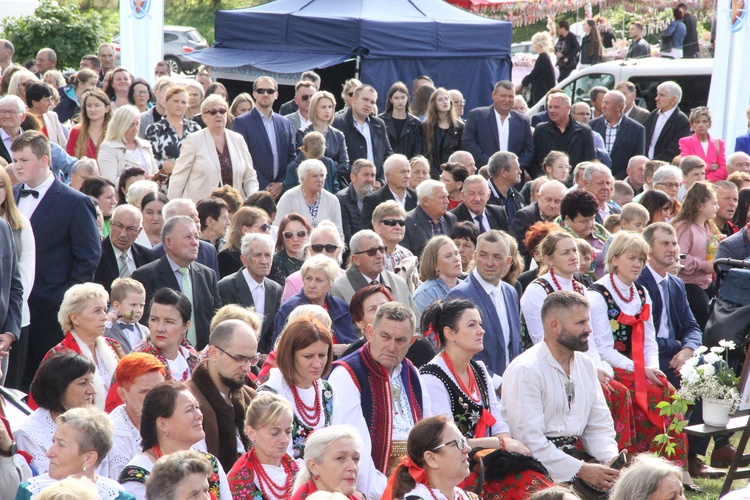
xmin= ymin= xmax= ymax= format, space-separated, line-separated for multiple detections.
xmin=705 ymin=267 xmax=750 ymax=367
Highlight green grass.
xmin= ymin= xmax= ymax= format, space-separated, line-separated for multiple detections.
xmin=688 ymin=437 xmax=748 ymax=498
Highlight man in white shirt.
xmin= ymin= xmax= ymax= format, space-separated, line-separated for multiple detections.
xmin=645 ymin=81 xmax=691 ymax=162
xmin=218 ymin=233 xmax=281 ymax=354
xmin=501 ymin=291 xmax=620 ymax=490
xmin=329 ymin=302 xmax=431 ymax=500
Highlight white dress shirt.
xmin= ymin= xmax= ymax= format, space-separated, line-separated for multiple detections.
xmin=242 ymin=268 xmax=265 ymax=317
xmin=648 ymin=106 xmax=677 ymax=159
xmin=500 ymin=341 xmax=618 ymax=482
xmin=17 ymin=172 xmax=55 ymax=220
xmin=494 ymin=109 xmax=511 ymax=152
xmin=354 ymin=118 xmax=374 ymax=163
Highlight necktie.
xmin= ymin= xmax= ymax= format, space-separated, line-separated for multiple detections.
xmin=474 ymin=214 xmax=486 ymax=234
xmin=659 ymin=278 xmax=670 ymax=334
xmin=118 ymin=252 xmax=131 ymax=278
xmin=19 ymin=188 xmax=39 ymax=198
xmin=178 ymin=267 xmax=197 ymax=346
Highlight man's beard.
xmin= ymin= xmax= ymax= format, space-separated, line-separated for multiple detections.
xmin=558 ymin=330 xmax=589 ymax=352
xmin=220 ymin=374 xmax=246 ymax=391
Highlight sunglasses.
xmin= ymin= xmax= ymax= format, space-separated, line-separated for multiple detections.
xmin=205 ymin=108 xmax=227 ymax=115
xmin=255 ymin=88 xmax=276 ymax=95
xmin=283 ymin=230 xmax=308 ymax=240
xmin=300 ymin=95 xmax=311 ymax=101
xmin=311 ymin=243 xmax=339 ymax=253
xmin=432 ymin=437 xmax=470 ymax=452
xmin=381 ymin=219 xmax=406 ymax=227
xmin=355 ymin=246 xmax=386 ymax=257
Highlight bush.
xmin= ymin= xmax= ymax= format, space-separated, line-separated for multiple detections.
xmin=1 ymin=0 xmax=107 ymax=69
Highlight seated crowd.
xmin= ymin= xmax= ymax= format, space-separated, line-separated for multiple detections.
xmin=2 ymin=45 xmax=750 ymax=499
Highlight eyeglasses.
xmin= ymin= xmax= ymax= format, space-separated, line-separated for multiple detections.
xmin=381 ymin=219 xmax=406 ymax=227
xmin=112 ymin=222 xmax=141 ymax=235
xmin=255 ymin=88 xmax=276 ymax=95
xmin=432 ymin=437 xmax=470 ymax=452
xmin=213 ymin=345 xmax=261 ymax=367
xmin=565 ymin=379 xmax=576 ymax=409
xmin=250 ymin=223 xmax=271 ymax=233
xmin=283 ymin=230 xmax=308 ymax=240
xmin=0 ymin=110 xmax=21 ymax=117
xmin=205 ymin=108 xmax=227 ymax=116
xmin=355 ymin=246 xmax=386 ymax=257
xmin=655 ymin=182 xmax=680 ymax=189
xmin=133 ymin=90 xmax=150 ymax=96
xmin=310 ymin=243 xmax=339 ymax=253
xmin=300 ymin=95 xmax=311 ymax=101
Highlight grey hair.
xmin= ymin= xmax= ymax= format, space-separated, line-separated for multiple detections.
xmin=56 ymin=407 xmax=114 ymax=467
xmin=547 ymin=93 xmax=571 ymax=107
xmin=145 ymin=449 xmax=213 ymax=500
xmin=416 ymin=179 xmax=444 ymax=204
xmin=609 ymin=454 xmax=682 ymax=500
xmin=288 ymin=304 xmax=332 ymax=329
xmin=349 ymin=230 xmax=382 ymax=255
xmin=125 ymin=179 xmax=158 ymax=207
xmin=651 ymin=165 xmax=682 ymax=185
xmin=111 ymin=203 xmax=143 ymax=225
xmin=293 ymin=425 xmax=363 ymax=492
xmin=462 ymin=174 xmax=488 ymax=193
xmin=488 ymin=151 xmax=519 ymax=179
xmin=71 ymin=157 xmax=99 ymax=175
xmin=605 ymin=90 xmax=626 ymax=108
xmin=657 ymin=81 xmax=683 ymax=104
xmin=240 ymin=232 xmax=275 ymax=258
xmin=383 ymin=154 xmax=410 ymax=176
xmin=627 ymin=155 xmax=649 ymax=170
xmin=200 ymin=94 xmax=227 ymax=114
xmin=728 ymin=151 xmax=750 ymax=167
xmin=161 ymin=215 xmax=195 ymax=244
xmin=163 ymin=198 xmax=197 ymax=220
xmin=297 ymin=159 xmax=327 ymax=182
xmin=310 ymin=220 xmax=343 ymax=247
xmin=58 ymin=283 xmax=109 ymax=332
xmin=350 ymin=158 xmax=376 ymax=176
xmin=583 ymin=162 xmax=612 ymax=183
xmin=539 ymin=179 xmax=567 ymax=196
xmin=372 ymin=301 xmax=416 ymax=332
xmin=0 ymin=95 xmax=25 ymax=114
xmin=301 ymin=254 xmax=339 ymax=283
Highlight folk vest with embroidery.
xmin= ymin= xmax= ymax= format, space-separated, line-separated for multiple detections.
xmin=588 ymin=283 xmax=647 ymax=357
xmin=520 ymin=278 xmax=556 ymax=350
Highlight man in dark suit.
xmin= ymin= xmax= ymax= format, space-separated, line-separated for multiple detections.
xmin=487 ymin=151 xmax=526 ymax=224
xmin=637 ymin=223 xmax=730 ymax=478
xmin=450 ymin=174 xmax=508 ymax=233
xmin=402 ymin=180 xmax=457 ymax=257
xmin=11 ymin=131 xmax=101 ymax=390
xmin=232 ymin=76 xmax=295 ymax=199
xmin=217 ymin=233 xmax=281 ymax=354
xmin=645 ymin=81 xmax=691 ymax=162
xmin=337 ymin=159 xmax=377 ymax=246
xmin=0 ymin=219 xmax=22 ymax=366
xmin=151 ymin=199 xmax=219 ymax=276
xmin=0 ymin=96 xmax=25 ymax=164
xmin=132 ymin=216 xmax=222 ymax=351
xmin=463 ymin=80 xmax=534 ymax=173
xmin=589 ymin=91 xmax=646 ymax=180
xmin=615 ymin=81 xmax=650 ymax=127
xmin=333 ymin=85 xmax=393 ymax=181
xmin=278 ymin=71 xmax=320 ymax=116
xmin=94 ymin=205 xmax=156 ymax=295
xmin=447 ymin=230 xmax=521 ymax=387
xmin=509 ymin=180 xmax=567 ymax=268
xmin=360 ymin=154 xmax=417 ymax=230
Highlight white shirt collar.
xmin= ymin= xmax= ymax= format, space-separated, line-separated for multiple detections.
xmin=26 ymin=170 xmax=55 ymax=192
xmin=646 ymin=263 xmax=668 ymax=285
xmin=472 ymin=269 xmax=502 ymax=295
xmin=242 ymin=268 xmax=264 ymax=288
xmin=658 ymin=106 xmax=677 ymax=120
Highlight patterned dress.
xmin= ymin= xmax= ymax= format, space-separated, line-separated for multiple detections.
xmin=227 ymin=451 xmax=299 ymax=500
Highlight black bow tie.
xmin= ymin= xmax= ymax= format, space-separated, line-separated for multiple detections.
xmin=119 ymin=322 xmax=136 ymax=331
xmin=19 ymin=188 xmax=39 ymax=199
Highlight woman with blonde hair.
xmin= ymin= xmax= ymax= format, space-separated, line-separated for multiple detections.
xmin=98 ymin=105 xmax=158 ymax=183
xmin=230 ymin=92 xmax=255 ymax=118
xmin=423 ymin=88 xmax=463 ymax=179
xmin=185 ymin=80 xmax=205 ymax=119
xmin=413 ymin=235 xmax=463 ymax=316
xmin=67 ymin=88 xmax=111 ymax=159
xmin=146 ymin=85 xmax=201 ymax=176
xmin=609 ymin=454 xmax=684 ymax=500
xmin=7 ymin=69 xmax=38 ymax=102
xmin=519 ymin=32 xmax=556 ymax=105
xmin=295 ymin=91 xmax=349 ymax=176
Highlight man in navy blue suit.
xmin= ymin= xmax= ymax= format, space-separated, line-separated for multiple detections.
xmin=637 ymin=222 xmax=730 ymax=478
xmin=11 ymin=131 xmax=101 ymax=389
xmin=232 ymin=76 xmax=295 ymax=199
xmin=447 ymin=230 xmax=521 ymax=391
xmin=589 ymin=91 xmax=645 ymax=180
xmin=463 ymin=80 xmax=534 ymax=174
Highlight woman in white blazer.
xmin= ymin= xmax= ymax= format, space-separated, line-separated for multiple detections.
xmin=25 ymin=82 xmax=68 ymax=148
xmin=98 ymin=105 xmax=158 ymax=184
xmin=168 ymin=95 xmax=259 ymax=203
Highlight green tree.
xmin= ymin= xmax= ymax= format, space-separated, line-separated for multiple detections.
xmin=1 ymin=0 xmax=107 ymax=69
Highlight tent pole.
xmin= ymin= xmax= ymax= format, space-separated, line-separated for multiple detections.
xmin=355 ymin=55 xmax=361 ymax=80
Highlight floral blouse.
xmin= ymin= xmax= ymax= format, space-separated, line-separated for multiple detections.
xmin=145 ymin=117 xmax=200 ymax=167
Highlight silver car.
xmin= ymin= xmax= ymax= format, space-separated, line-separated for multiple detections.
xmin=113 ymin=25 xmax=208 ymax=75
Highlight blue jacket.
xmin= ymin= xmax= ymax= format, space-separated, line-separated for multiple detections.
xmin=272 ymin=290 xmax=356 ymax=345
xmin=663 ymin=20 xmax=686 ymax=49
xmin=462 ymin=106 xmax=534 ymax=170
xmin=735 ymin=134 xmax=750 ymax=156
xmin=232 ymin=108 xmax=296 ymax=189
xmin=446 ymin=272 xmax=521 ymax=378
xmin=716 ymin=227 xmax=750 ymax=261
xmin=589 ymin=115 xmax=646 ymax=180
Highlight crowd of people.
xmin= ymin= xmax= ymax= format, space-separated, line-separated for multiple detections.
xmin=0 ymin=16 xmax=749 ymax=499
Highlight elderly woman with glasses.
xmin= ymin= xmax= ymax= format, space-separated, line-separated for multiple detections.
xmin=168 ymin=95 xmax=259 ymax=204
xmin=260 ymin=316 xmax=344 ymax=462
xmin=269 ymin=213 xmax=313 ymax=287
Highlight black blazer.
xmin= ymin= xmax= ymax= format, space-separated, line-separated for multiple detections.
xmin=508 ymin=202 xmax=544 ymax=269
xmin=589 ymin=115 xmax=645 ymax=180
xmin=94 ymin=237 xmax=156 ymax=294
xmin=0 ymin=138 xmax=11 ymax=163
xmin=402 ymin=206 xmax=458 ymax=257
xmin=463 ymin=107 xmax=534 ymax=170
xmin=450 ymin=203 xmax=509 ymax=232
xmin=380 ymin=112 xmax=424 ymax=159
xmin=521 ymin=52 xmax=556 ymax=105
xmin=645 ymin=108 xmax=691 ymax=163
xmin=218 ymin=271 xmax=281 ymax=354
xmin=333 ymin=109 xmax=393 ymax=179
xmin=337 ymin=185 xmax=362 ymax=245
xmin=360 ymin=185 xmax=417 ymax=230
xmin=131 ymin=256 xmax=222 ymax=350
xmin=423 ymin=121 xmax=464 ymax=178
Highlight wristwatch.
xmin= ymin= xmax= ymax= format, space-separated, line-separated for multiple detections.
xmin=0 ymin=441 xmax=16 ymax=457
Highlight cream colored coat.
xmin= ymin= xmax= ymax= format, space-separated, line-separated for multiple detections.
xmin=167 ymin=127 xmax=259 ymax=202
xmin=98 ymin=137 xmax=158 ymax=183
xmin=42 ymin=111 xmax=68 ymax=149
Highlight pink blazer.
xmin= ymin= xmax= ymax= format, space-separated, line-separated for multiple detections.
xmin=679 ymin=133 xmax=727 ymax=182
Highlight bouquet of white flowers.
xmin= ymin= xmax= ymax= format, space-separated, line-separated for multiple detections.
xmin=678 ymin=340 xmax=741 ymax=413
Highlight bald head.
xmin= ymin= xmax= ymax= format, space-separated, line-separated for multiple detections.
xmin=448 ymin=150 xmax=476 ymax=175
xmin=571 ymin=102 xmax=591 ymax=124
xmin=36 ymin=48 xmax=57 ymax=73
xmin=538 ymin=180 xmax=567 ymax=220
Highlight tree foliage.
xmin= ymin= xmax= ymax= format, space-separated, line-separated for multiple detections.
xmin=1 ymin=0 xmax=107 ymax=69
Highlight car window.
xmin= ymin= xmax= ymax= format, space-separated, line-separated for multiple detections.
xmin=164 ymin=33 xmax=179 ymax=42
xmin=629 ymin=75 xmax=711 ymax=114
xmin=184 ymin=30 xmax=204 ymax=43
xmin=562 ymin=73 xmax=615 ymax=104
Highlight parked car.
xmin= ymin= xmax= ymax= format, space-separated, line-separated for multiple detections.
xmin=113 ymin=25 xmax=208 ymax=75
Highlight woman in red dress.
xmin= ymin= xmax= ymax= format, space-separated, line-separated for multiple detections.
xmin=67 ymin=88 xmax=111 ymax=160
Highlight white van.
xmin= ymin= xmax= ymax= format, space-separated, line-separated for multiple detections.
xmin=526 ymin=57 xmax=713 ymax=117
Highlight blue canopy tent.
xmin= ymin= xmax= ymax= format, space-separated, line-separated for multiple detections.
xmin=189 ymin=0 xmax=512 ymax=112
